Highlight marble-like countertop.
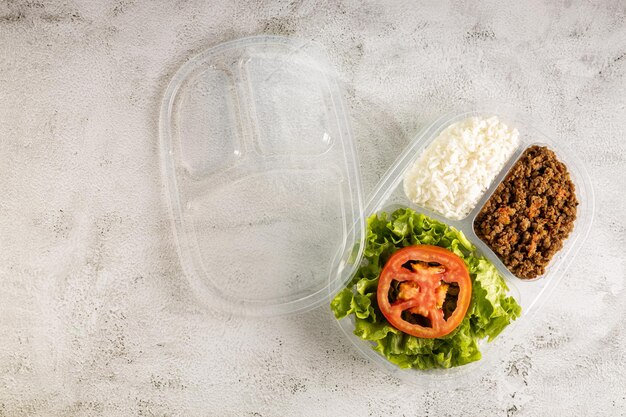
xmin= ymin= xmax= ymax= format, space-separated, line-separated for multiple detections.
xmin=1 ymin=1 xmax=625 ymax=416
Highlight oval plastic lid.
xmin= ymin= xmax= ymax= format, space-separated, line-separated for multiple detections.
xmin=160 ymin=36 xmax=364 ymax=316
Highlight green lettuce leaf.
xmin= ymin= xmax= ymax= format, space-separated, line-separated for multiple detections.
xmin=330 ymin=208 xmax=522 ymax=370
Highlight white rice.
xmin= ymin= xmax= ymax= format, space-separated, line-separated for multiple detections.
xmin=403 ymin=116 xmax=520 ymax=220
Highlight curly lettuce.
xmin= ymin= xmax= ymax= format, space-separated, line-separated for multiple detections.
xmin=331 ymin=208 xmax=521 ymax=370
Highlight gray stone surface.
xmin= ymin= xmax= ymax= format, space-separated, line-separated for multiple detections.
xmin=1 ymin=1 xmax=625 ymax=416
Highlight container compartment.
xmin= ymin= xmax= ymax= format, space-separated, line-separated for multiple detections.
xmin=402 ymin=115 xmax=521 ymax=221
xmin=187 ymin=168 xmax=346 ymax=306
xmin=173 ymin=65 xmax=243 ymax=178
xmin=471 ymin=143 xmax=580 ymax=281
xmin=243 ymin=47 xmax=336 ymax=156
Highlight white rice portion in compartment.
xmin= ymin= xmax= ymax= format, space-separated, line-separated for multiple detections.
xmin=403 ymin=116 xmax=519 ymax=220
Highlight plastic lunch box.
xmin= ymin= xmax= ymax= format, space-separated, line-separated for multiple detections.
xmin=159 ymin=35 xmax=594 ymax=385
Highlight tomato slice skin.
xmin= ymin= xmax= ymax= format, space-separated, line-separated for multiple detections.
xmin=376 ymin=245 xmax=472 ymax=339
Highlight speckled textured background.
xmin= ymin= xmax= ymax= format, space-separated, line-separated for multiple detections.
xmin=1 ymin=1 xmax=625 ymax=416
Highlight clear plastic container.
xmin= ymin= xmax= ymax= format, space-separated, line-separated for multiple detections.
xmin=333 ymin=106 xmax=594 ymax=387
xmin=159 ymin=36 xmax=364 ymax=316
xmin=160 ymin=36 xmax=594 ymax=386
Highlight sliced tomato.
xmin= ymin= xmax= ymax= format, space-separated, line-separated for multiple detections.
xmin=376 ymin=245 xmax=472 ymax=339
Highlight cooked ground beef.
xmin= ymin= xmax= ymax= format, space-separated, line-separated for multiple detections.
xmin=473 ymin=145 xmax=578 ymax=279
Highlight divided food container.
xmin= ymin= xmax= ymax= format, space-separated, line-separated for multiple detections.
xmin=160 ymin=35 xmax=594 ymax=385
xmin=335 ymin=109 xmax=594 ymax=385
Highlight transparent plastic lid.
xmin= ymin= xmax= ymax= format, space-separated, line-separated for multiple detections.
xmin=160 ymin=36 xmax=364 ymax=316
